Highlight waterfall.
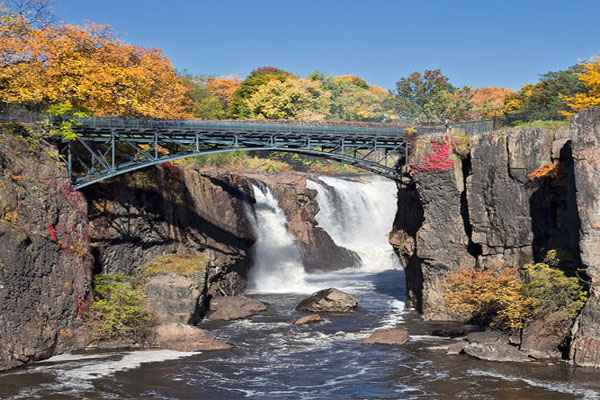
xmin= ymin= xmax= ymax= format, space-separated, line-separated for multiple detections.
xmin=246 ymin=184 xmax=312 ymax=293
xmin=307 ymin=176 xmax=400 ymax=272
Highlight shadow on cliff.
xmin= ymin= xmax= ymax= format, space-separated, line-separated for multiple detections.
xmin=529 ymin=141 xmax=582 ymax=267
xmin=83 ymin=167 xmax=255 ymax=262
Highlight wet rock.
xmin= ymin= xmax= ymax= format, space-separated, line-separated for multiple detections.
xmin=465 ymin=331 xmax=507 ymax=345
xmin=430 ymin=324 xmax=481 ymax=338
xmin=206 ymin=296 xmax=267 ymax=321
xmin=464 ymin=330 xmax=531 ymax=362
xmin=293 ymin=314 xmax=322 ymax=326
xmin=447 ymin=340 xmax=467 ymax=355
xmin=521 ymin=311 xmax=570 ymax=359
xmin=296 ymin=288 xmax=358 ymax=313
xmin=153 ymin=323 xmax=231 ymax=352
xmin=362 ymin=328 xmax=409 ymax=345
xmin=463 ymin=342 xmax=531 ymax=363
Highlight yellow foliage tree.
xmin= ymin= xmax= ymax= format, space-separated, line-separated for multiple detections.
xmin=245 ymin=77 xmax=331 ymax=121
xmin=443 ymin=266 xmax=534 ymax=330
xmin=0 ymin=18 xmax=191 ymax=119
xmin=565 ymin=58 xmax=600 ymax=115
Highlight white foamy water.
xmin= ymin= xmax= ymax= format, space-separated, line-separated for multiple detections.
xmin=246 ymin=184 xmax=315 ymax=294
xmin=307 ymin=176 xmax=400 ymax=272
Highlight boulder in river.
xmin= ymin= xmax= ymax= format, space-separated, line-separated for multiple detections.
xmin=463 ymin=330 xmax=531 ymax=362
xmin=153 ymin=323 xmax=232 ymax=352
xmin=362 ymin=328 xmax=409 ymax=345
xmin=293 ymin=314 xmax=322 ymax=326
xmin=206 ymin=296 xmax=267 ymax=321
xmin=296 ymin=288 xmax=358 ymax=313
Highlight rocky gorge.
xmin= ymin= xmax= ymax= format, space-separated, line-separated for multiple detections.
xmin=2 ymin=108 xmax=600 ymax=380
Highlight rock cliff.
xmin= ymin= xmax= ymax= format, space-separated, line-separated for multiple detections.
xmin=0 ymin=132 xmax=93 ymax=371
xmin=392 ymin=110 xmax=600 ymax=367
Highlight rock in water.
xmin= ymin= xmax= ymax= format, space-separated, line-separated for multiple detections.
xmin=362 ymin=328 xmax=409 ymax=345
xmin=463 ymin=342 xmax=531 ymax=363
xmin=296 ymin=288 xmax=358 ymax=313
xmin=206 ymin=296 xmax=267 ymax=321
xmin=153 ymin=323 xmax=231 ymax=352
xmin=293 ymin=314 xmax=322 ymax=326
xmin=463 ymin=331 xmax=531 ymax=362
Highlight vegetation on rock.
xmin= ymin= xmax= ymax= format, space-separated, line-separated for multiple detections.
xmin=444 ymin=262 xmax=588 ymax=331
xmin=88 ymin=274 xmax=153 ymax=342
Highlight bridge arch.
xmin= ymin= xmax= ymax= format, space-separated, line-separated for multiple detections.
xmin=65 ymin=118 xmax=411 ymax=189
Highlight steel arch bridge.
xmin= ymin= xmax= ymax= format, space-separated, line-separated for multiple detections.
xmin=64 ymin=118 xmax=430 ymax=189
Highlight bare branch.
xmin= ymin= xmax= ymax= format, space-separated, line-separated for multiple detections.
xmin=1 ymin=0 xmax=55 ymax=28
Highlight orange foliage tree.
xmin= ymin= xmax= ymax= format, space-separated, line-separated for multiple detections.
xmin=469 ymin=87 xmax=513 ymax=119
xmin=0 ymin=18 xmax=191 ymax=119
xmin=206 ymin=77 xmax=241 ymax=109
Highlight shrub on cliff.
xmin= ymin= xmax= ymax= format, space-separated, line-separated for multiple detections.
xmin=443 ymin=266 xmax=534 ymax=330
xmin=444 ymin=263 xmax=588 ymax=332
xmin=89 ymin=274 xmax=153 ymax=343
xmin=521 ymin=263 xmax=588 ymax=319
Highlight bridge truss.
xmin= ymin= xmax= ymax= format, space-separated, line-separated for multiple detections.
xmin=65 ymin=118 xmax=415 ymax=189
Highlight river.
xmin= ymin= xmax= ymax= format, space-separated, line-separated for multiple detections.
xmin=1 ymin=176 xmax=600 ymax=399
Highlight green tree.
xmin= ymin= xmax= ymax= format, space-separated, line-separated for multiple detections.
xmin=181 ymin=74 xmax=227 ymax=119
xmin=229 ymin=66 xmax=291 ymax=118
xmin=310 ymin=72 xmax=396 ymax=122
xmin=393 ymin=69 xmax=472 ymax=124
xmin=505 ymin=64 xmax=585 ymax=122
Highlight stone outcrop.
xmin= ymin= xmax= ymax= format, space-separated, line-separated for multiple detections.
xmin=463 ymin=331 xmax=531 ymax=363
xmin=392 ymin=125 xmax=578 ymax=320
xmin=205 ymin=295 xmax=267 ymax=321
xmin=0 ymin=133 xmax=93 ymax=371
xmin=296 ymin=288 xmax=358 ymax=313
xmin=84 ymin=167 xmax=254 ymax=294
xmin=392 ymin=111 xmax=600 ymax=366
xmin=293 ymin=314 xmax=322 ymax=326
xmin=152 ymin=323 xmax=231 ymax=352
xmin=362 ymin=328 xmax=409 ymax=345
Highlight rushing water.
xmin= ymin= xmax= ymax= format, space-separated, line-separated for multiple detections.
xmin=245 ymin=184 xmax=311 ymax=294
xmin=2 ymin=176 xmax=600 ymax=400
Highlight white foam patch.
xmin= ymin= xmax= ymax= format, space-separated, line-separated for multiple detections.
xmin=37 ymin=353 xmax=115 ymax=363
xmin=378 ymin=299 xmax=406 ymax=328
xmin=467 ymin=369 xmax=600 ymax=399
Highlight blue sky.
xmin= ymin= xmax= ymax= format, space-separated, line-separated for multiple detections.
xmin=56 ymin=1 xmax=600 ymax=90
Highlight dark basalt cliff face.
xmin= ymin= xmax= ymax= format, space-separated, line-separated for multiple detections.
xmin=569 ymin=109 xmax=600 ymax=367
xmin=0 ymin=134 xmax=93 ymax=372
xmin=391 ymin=110 xmax=600 ymax=366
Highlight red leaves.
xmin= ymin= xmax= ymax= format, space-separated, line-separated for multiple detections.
xmin=47 ymin=224 xmax=58 ymax=242
xmin=413 ymin=137 xmax=454 ymax=172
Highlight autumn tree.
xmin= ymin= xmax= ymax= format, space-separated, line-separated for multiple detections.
xmin=0 ymin=19 xmax=191 ymax=119
xmin=469 ymin=87 xmax=513 ymax=119
xmin=393 ymin=69 xmax=472 ymax=124
xmin=245 ymin=76 xmax=331 ymax=121
xmin=564 ymin=59 xmax=600 ymax=116
xmin=506 ymin=64 xmax=585 ymax=122
xmin=207 ymin=77 xmax=241 ymax=109
xmin=229 ymin=66 xmax=291 ymax=118
xmin=310 ymin=72 xmax=396 ymax=122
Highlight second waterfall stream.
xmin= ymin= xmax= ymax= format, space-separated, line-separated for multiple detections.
xmin=246 ymin=176 xmax=400 ymax=294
